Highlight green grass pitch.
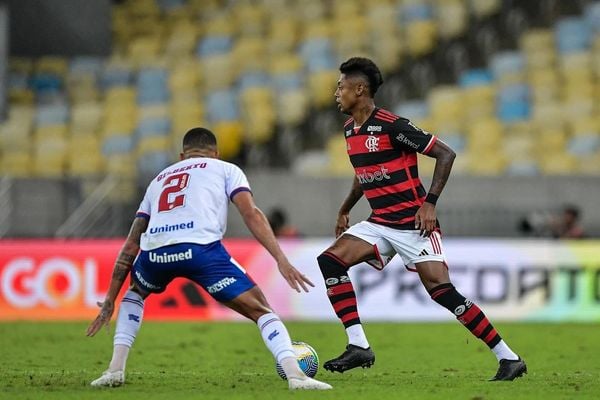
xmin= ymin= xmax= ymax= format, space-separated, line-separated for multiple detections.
xmin=1 ymin=321 xmax=598 ymax=399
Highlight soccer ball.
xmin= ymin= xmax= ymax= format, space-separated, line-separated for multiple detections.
xmin=275 ymin=341 xmax=319 ymax=379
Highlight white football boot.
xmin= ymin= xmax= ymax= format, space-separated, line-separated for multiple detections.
xmin=90 ymin=370 xmax=125 ymax=387
xmin=288 ymin=376 xmax=333 ymax=390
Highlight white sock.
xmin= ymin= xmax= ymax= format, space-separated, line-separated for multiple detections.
xmin=109 ymin=290 xmax=145 ymax=371
xmin=491 ymin=340 xmax=519 ymax=361
xmin=346 ymin=324 xmax=369 ymax=349
xmin=257 ymin=313 xmax=301 ymax=378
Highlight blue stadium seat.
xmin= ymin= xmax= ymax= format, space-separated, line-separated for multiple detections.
xmin=137 ymin=68 xmax=169 ymax=105
xmin=300 ymin=38 xmax=336 ymax=72
xmin=239 ymin=72 xmax=270 ymax=91
xmin=35 ymin=103 xmax=69 ymax=126
xmin=101 ymin=65 xmax=133 ymax=88
xmin=399 ymin=1 xmax=433 ymax=22
xmin=136 ymin=117 xmax=171 ymax=138
xmin=196 ymin=35 xmax=233 ymax=57
xmin=206 ymin=89 xmax=239 ymax=122
xmin=555 ymin=17 xmax=591 ymax=53
xmin=459 ymin=69 xmax=493 ymax=87
xmin=568 ymin=135 xmax=600 ymax=156
xmin=394 ymin=100 xmax=429 ymax=120
xmin=585 ymin=2 xmax=600 ymax=33
xmin=490 ymin=51 xmax=525 ymax=80
xmin=272 ymin=73 xmax=303 ymax=91
xmin=138 ymin=151 xmax=172 ymax=176
xmin=102 ymin=135 xmax=134 ymax=156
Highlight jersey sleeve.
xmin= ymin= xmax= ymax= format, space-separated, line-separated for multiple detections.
xmin=226 ymin=164 xmax=252 ymax=201
xmin=136 ymin=190 xmax=151 ymax=219
xmin=390 ymin=118 xmax=437 ymax=154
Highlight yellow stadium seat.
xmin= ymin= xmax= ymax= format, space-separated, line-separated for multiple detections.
xmin=105 ymin=154 xmax=137 ymax=178
xmin=234 ymin=4 xmax=266 ymax=36
xmin=139 ymin=105 xmax=169 ymax=120
xmin=136 ymin=136 xmax=170 ymax=157
xmin=276 ymin=90 xmax=309 ymax=125
xmin=577 ymin=153 xmax=600 ymax=175
xmin=201 ymin=54 xmax=235 ymax=90
xmin=267 ymin=18 xmax=298 ymax=54
xmin=0 ymin=121 xmax=31 ymax=150
xmin=164 ymin=23 xmax=198 ymax=57
xmin=428 ymin=85 xmax=464 ymax=122
xmin=71 ymin=102 xmax=103 ymax=134
xmin=520 ymin=29 xmax=554 ymax=52
xmin=371 ymin=33 xmax=403 ymax=73
xmin=68 ymin=150 xmax=105 ymax=177
xmin=0 ymin=152 xmax=32 ymax=177
xmin=213 ymin=121 xmax=243 ymax=160
xmin=243 ymin=105 xmax=276 ymax=144
xmin=538 ymin=152 xmax=577 ymax=175
xmin=466 ymin=118 xmax=503 ymax=151
xmin=33 ymin=134 xmax=68 ymax=177
xmin=462 ymin=85 xmax=495 ymax=122
xmin=466 ymin=151 xmax=506 ymax=175
xmin=525 ymin=48 xmax=556 ymax=70
xmin=269 ymin=55 xmax=303 ymax=75
xmin=35 ymin=56 xmax=68 ymax=77
xmin=9 ymin=58 xmax=33 ymax=74
xmin=435 ymin=0 xmax=468 ymax=39
xmin=302 ymin=20 xmax=332 ymax=39
xmin=470 ymin=0 xmax=501 ymax=18
xmin=326 ymin=135 xmax=354 ymax=176
xmin=569 ymin=116 xmax=599 ymax=136
xmin=234 ymin=38 xmax=267 ymax=73
xmin=532 ymin=102 xmax=564 ymax=126
xmin=204 ymin=14 xmax=235 ymax=36
xmin=169 ymin=60 xmax=201 ymax=92
xmin=129 ymin=36 xmax=162 ymax=67
xmin=8 ymin=88 xmax=35 ymax=105
xmin=406 ymin=21 xmax=437 ymax=57
xmin=307 ymin=70 xmax=339 ymax=109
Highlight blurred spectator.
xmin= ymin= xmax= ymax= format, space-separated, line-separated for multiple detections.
xmin=550 ymin=205 xmax=585 ymax=239
xmin=267 ymin=207 xmax=301 ymax=238
xmin=519 ymin=204 xmax=585 ymax=239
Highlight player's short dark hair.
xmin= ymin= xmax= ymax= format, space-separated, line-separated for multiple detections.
xmin=182 ymin=127 xmax=217 ymax=150
xmin=339 ymin=57 xmax=384 ymax=97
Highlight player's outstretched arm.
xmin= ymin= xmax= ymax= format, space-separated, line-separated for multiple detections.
xmin=415 ymin=140 xmax=456 ymax=236
xmin=232 ymin=191 xmax=314 ymax=293
xmin=86 ymin=217 xmax=148 ymax=337
xmin=336 ymin=176 xmax=363 ymax=237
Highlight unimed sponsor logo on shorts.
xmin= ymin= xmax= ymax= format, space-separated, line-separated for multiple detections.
xmin=149 ymin=249 xmax=192 ymax=263
xmin=207 ymin=277 xmax=237 ymax=294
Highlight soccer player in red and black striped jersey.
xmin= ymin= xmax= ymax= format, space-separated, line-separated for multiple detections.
xmin=317 ymin=57 xmax=526 ymax=381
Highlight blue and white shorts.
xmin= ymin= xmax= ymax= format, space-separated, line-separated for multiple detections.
xmin=132 ymin=241 xmax=256 ymax=302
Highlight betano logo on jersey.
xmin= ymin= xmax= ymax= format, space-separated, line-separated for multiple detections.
xmin=356 ymin=166 xmax=391 ymax=184
xmin=149 ymin=221 xmax=194 ymax=234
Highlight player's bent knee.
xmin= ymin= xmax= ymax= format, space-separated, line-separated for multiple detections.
xmin=130 ymin=282 xmax=150 ymax=299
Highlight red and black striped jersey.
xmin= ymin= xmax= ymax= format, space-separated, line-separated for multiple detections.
xmin=344 ymin=107 xmax=438 ymax=230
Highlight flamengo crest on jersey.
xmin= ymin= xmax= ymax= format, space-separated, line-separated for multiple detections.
xmin=136 ymin=157 xmax=251 ymax=250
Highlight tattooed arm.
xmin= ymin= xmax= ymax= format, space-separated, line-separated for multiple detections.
xmin=414 ymin=140 xmax=456 ymax=237
xmin=87 ymin=217 xmax=149 ymax=336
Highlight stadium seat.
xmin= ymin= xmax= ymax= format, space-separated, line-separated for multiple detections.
xmin=213 ymin=121 xmax=243 ymax=159
xmin=435 ymin=0 xmax=468 ymax=39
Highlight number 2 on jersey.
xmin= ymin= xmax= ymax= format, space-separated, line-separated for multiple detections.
xmin=158 ymin=173 xmax=190 ymax=212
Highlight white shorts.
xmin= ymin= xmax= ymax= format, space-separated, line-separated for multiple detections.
xmin=343 ymin=220 xmax=446 ymax=272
